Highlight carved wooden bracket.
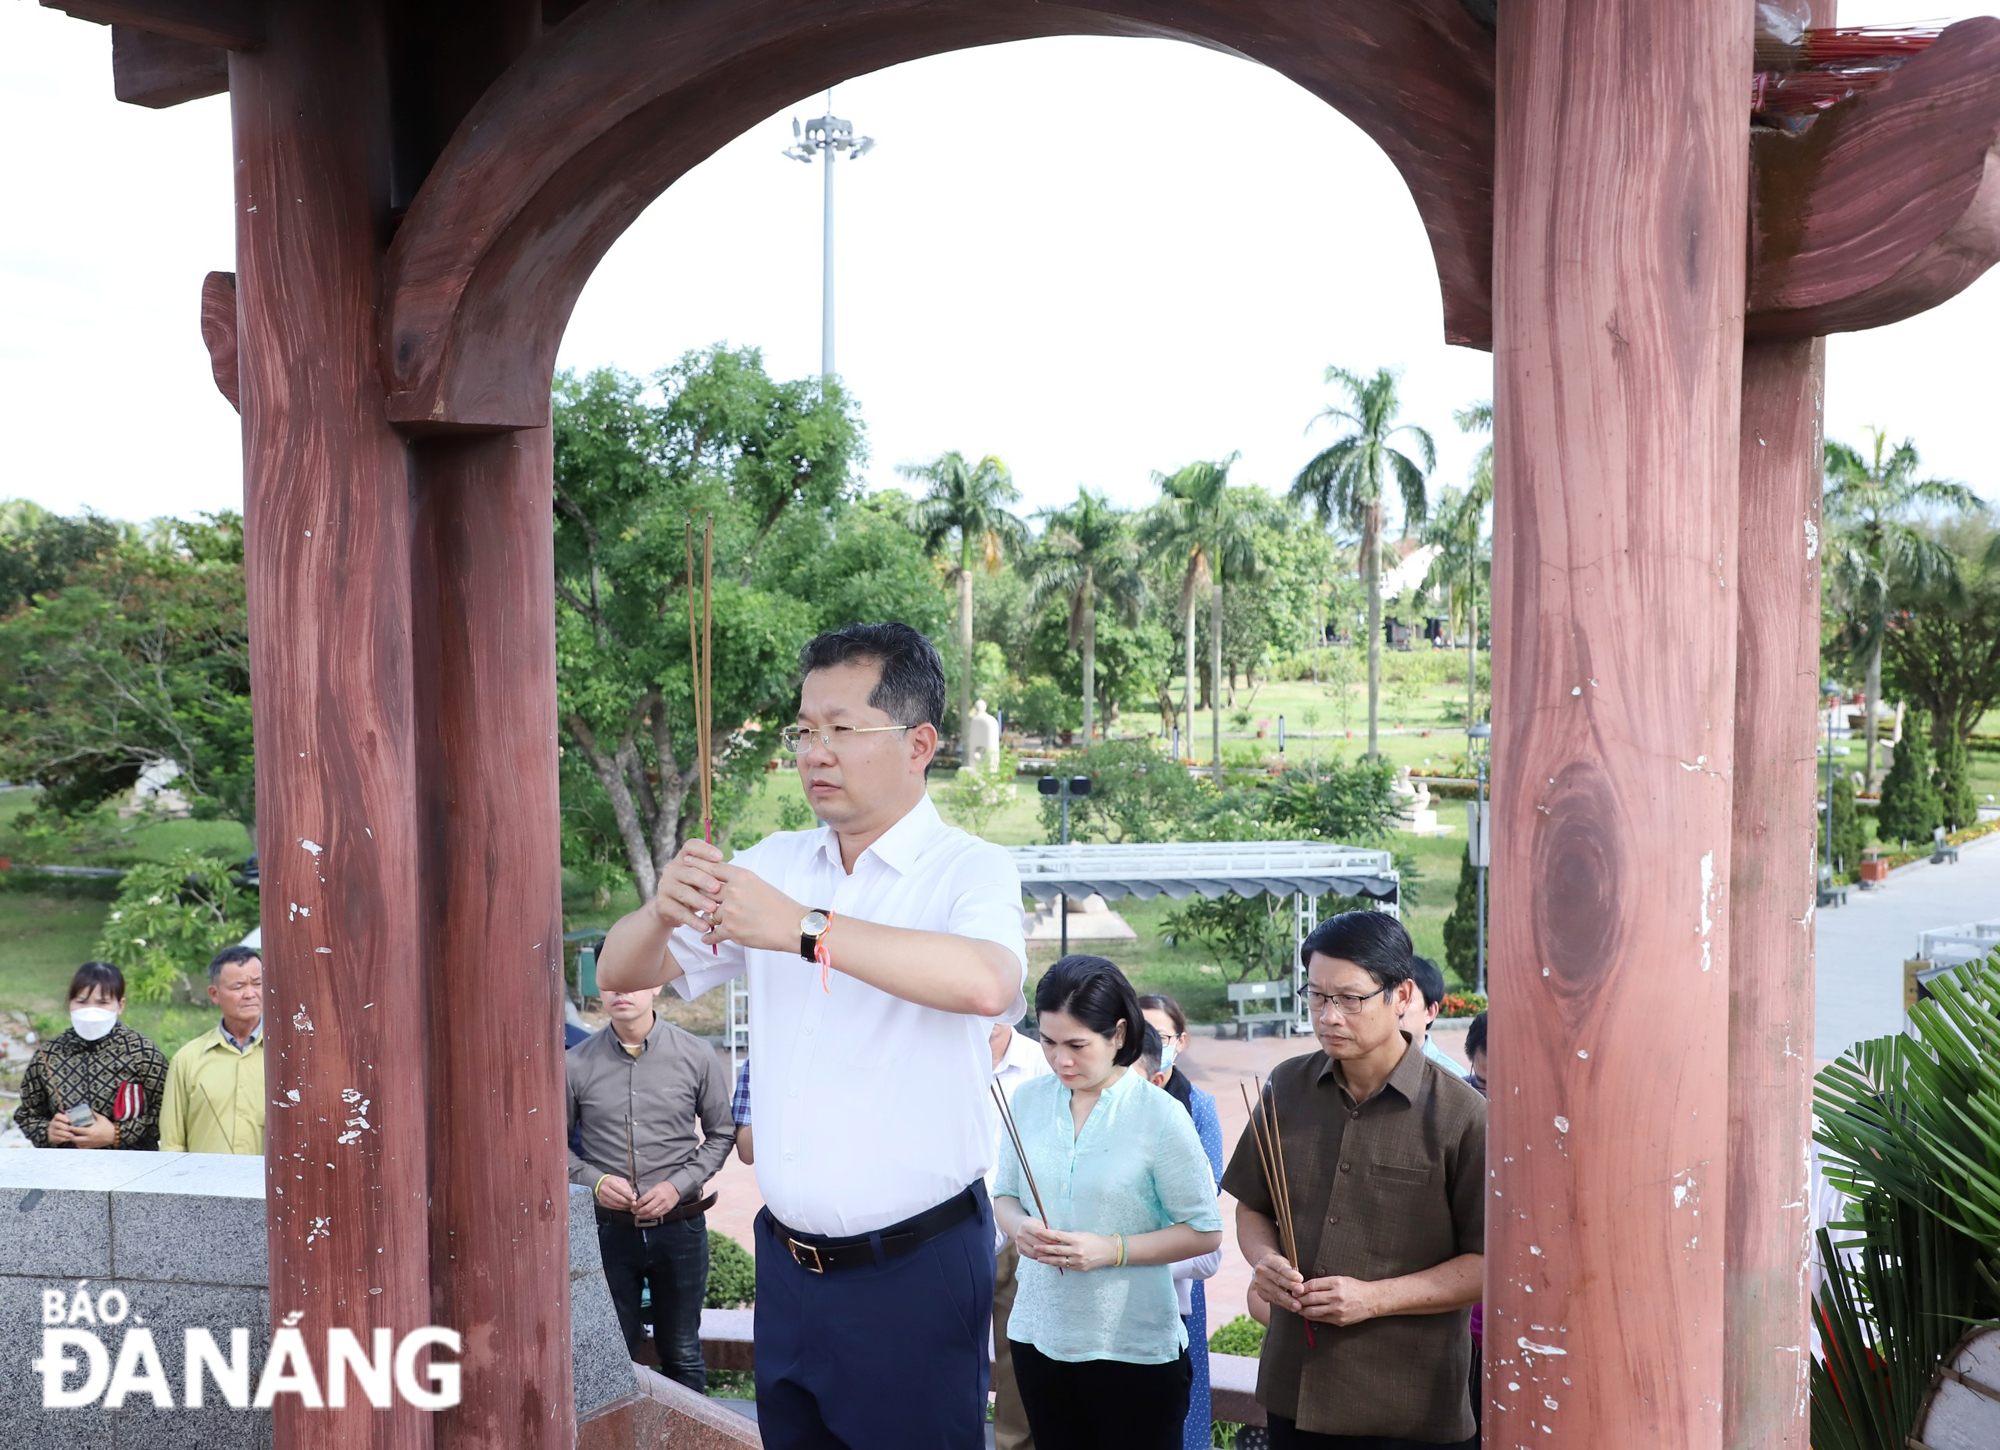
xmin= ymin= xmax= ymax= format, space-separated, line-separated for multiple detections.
xmin=200 ymin=269 xmax=240 ymax=412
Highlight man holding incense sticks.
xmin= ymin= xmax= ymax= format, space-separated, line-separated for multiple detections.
xmin=1220 ymin=911 xmax=1486 ymax=1449
xmin=595 ymin=622 xmax=1028 ymax=1450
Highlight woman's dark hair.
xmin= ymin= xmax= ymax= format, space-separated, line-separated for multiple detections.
xmin=1034 ymin=955 xmax=1145 ymax=1067
xmin=1136 ymin=1024 xmax=1164 ymax=1076
xmin=67 ymin=961 xmax=126 ymax=1004
xmin=1136 ymin=992 xmax=1187 ymax=1036
xmin=1299 ymin=909 xmax=1415 ymax=993
xmin=797 ymin=622 xmax=946 ymax=732
xmin=1465 ymin=1010 xmax=1489 ymax=1058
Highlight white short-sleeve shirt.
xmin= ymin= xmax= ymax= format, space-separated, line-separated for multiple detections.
xmin=671 ymin=792 xmax=1028 ymax=1236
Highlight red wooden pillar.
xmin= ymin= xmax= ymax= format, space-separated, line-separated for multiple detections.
xmin=411 ymin=429 xmax=573 ymax=1449
xmin=1722 ymin=340 xmax=1824 ymax=1450
xmin=1487 ymin=0 xmax=1752 ymax=1444
xmin=230 ymin=3 xmax=434 ymax=1448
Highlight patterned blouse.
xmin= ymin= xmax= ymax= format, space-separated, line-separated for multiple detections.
xmin=14 ymin=1023 xmax=169 ymax=1150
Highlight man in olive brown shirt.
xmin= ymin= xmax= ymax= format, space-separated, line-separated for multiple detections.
xmin=1222 ymin=911 xmax=1485 ymax=1448
xmin=568 ymin=984 xmax=736 ymax=1389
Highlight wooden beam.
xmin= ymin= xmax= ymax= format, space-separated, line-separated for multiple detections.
xmin=1486 ymin=0 xmax=1750 ymax=1444
xmin=1723 ymin=338 xmax=1823 ymax=1450
xmin=112 ymin=25 xmax=226 ymax=107
xmin=45 ymin=0 xmax=262 ymax=51
xmin=228 ymin=3 xmax=433 ymax=1447
xmin=1746 ymin=16 xmax=2000 ymax=339
xmin=198 ymin=269 xmax=238 ymax=411
xmin=378 ymin=0 xmax=1494 ymax=430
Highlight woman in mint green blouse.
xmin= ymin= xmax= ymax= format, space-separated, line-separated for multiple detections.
xmin=994 ymin=955 xmax=1224 ymax=1450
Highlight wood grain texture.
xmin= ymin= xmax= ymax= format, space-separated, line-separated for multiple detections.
xmin=45 ymin=0 xmax=263 ymax=50
xmin=112 ymin=25 xmax=227 ymax=106
xmin=411 ymin=428 xmax=572 ymax=1450
xmin=229 ymin=4 xmax=434 ymax=1448
xmin=1723 ymin=338 xmax=1823 ymax=1450
xmin=199 ymin=269 xmax=239 ymax=411
xmin=1746 ymin=17 xmax=2000 ymax=339
xmin=379 ymin=0 xmax=1495 ymax=428
xmin=1487 ymin=0 xmax=1751 ymax=1445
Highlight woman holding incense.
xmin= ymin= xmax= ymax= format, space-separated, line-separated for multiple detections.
xmin=994 ymin=955 xmax=1223 ymax=1450
xmin=1138 ymin=993 xmax=1226 ymax=1450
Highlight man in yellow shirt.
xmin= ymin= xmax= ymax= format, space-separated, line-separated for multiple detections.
xmin=161 ymin=945 xmax=265 ymax=1154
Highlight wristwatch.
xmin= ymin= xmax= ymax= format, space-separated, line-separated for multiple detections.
xmin=799 ymin=909 xmax=831 ymax=961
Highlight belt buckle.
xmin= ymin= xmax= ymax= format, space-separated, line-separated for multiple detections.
xmin=788 ymin=1238 xmax=826 ymax=1273
xmin=634 ymin=1215 xmax=664 ymax=1230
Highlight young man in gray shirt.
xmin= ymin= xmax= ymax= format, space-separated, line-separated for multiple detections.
xmin=567 ymin=983 xmax=736 ymax=1389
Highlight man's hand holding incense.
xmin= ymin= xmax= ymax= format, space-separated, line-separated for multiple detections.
xmin=632 ymin=1179 xmax=682 ymax=1220
xmin=649 ymin=840 xmax=728 ymax=934
xmin=695 ymin=862 xmax=805 ymax=952
xmin=594 ymin=1174 xmax=638 ymax=1211
xmin=1253 ymin=1250 xmax=1307 ymax=1315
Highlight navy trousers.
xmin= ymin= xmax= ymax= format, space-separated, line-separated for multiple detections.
xmin=753 ymin=1186 xmax=994 ymax=1450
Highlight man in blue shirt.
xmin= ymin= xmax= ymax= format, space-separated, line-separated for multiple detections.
xmin=1402 ymin=956 xmax=1472 ymax=1080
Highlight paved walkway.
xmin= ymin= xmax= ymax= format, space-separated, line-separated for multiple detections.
xmin=1813 ymin=830 xmax=2000 ymax=1060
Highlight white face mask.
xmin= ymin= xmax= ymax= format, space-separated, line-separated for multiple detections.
xmin=70 ymin=1006 xmax=118 ymax=1042
xmin=1158 ymin=1040 xmax=1177 ymax=1076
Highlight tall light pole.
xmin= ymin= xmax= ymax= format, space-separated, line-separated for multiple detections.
xmin=784 ymin=92 xmax=875 ymax=381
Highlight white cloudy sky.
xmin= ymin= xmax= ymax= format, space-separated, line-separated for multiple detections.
xmin=3 ymin=1 xmax=1994 ymax=528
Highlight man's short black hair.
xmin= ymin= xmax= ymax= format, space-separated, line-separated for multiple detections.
xmin=1465 ymin=1010 xmax=1488 ymax=1059
xmin=1136 ymin=1023 xmax=1164 ymax=1077
xmin=208 ymin=944 xmax=260 ymax=983
xmin=1299 ymin=909 xmax=1415 ymax=995
xmin=798 ymin=623 xmax=946 ymax=732
xmin=1408 ymin=955 xmax=1446 ymax=1011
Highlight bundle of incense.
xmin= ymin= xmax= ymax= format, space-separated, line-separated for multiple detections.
xmin=685 ymin=518 xmax=717 ymax=951
xmin=989 ymin=1081 xmax=1062 ymax=1275
xmin=1240 ymin=1078 xmax=1314 ymax=1346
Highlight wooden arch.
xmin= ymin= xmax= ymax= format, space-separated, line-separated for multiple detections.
xmin=380 ymin=0 xmax=1497 ymax=430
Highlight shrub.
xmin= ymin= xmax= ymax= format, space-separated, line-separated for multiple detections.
xmin=1439 ymin=992 xmax=1487 ymax=1018
xmin=1876 ymin=718 xmax=1943 ymax=847
xmin=705 ymin=1230 xmax=755 ymax=1309
xmin=1266 ymin=755 xmax=1400 ymax=844
xmin=1038 ymin=738 xmax=1206 ymax=844
xmin=1442 ymin=850 xmax=1479 ymax=986
xmin=1828 ymin=773 xmax=1867 ymax=876
xmin=1932 ymin=727 xmax=1978 ymax=833
xmin=940 ymin=752 xmax=1018 ymax=838
xmin=1208 ymin=1314 xmax=1266 ymax=1357
xmin=94 ymin=850 xmax=255 ymax=1003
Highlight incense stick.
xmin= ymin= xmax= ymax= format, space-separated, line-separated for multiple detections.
xmin=1241 ymin=1077 xmax=1314 ymax=1346
xmin=990 ymin=1081 xmax=1063 ymax=1274
xmin=685 ymin=518 xmax=718 ymax=951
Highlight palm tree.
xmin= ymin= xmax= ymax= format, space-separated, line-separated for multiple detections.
xmin=1421 ymin=400 xmax=1493 ymax=730
xmin=1147 ymin=456 xmax=1265 ymax=778
xmin=901 ymin=452 xmax=1030 ymax=753
xmin=1024 ymin=488 xmax=1149 ymax=742
xmin=1290 ymin=366 xmax=1435 ymax=759
xmin=1823 ymin=429 xmax=1981 ymax=787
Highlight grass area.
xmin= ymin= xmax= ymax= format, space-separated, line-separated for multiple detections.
xmin=0 ymin=786 xmax=250 ymax=868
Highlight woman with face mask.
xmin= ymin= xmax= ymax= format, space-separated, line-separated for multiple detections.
xmin=13 ymin=961 xmax=168 ymax=1151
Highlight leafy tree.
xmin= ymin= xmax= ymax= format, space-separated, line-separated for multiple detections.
xmin=0 ymin=515 xmax=254 ymax=823
xmin=1146 ymin=460 xmax=1269 ymax=776
xmin=1023 ymin=489 xmax=1148 ymax=743
xmin=938 ymin=751 xmax=1019 ymax=838
xmin=1932 ymin=728 xmax=1978 ymax=833
xmin=1875 ymin=716 xmax=1943 ymax=847
xmin=551 ymin=350 xmax=863 ymax=899
xmin=1037 ymin=738 xmax=1206 ymax=844
xmin=1290 ymin=366 xmax=1435 ymax=759
xmin=1161 ymin=892 xmax=1295 ymax=983
xmin=1442 ymin=849 xmax=1480 ymax=986
xmin=901 ymin=452 xmax=1029 ymax=753
xmin=1823 ymin=430 xmax=1982 ymax=786
xmin=1421 ymin=401 xmax=1493 ymax=730
xmin=1264 ymin=755 xmax=1401 ymax=842
xmin=0 ymin=502 xmax=128 ymax=613
xmin=1882 ymin=525 xmax=2000 ymax=752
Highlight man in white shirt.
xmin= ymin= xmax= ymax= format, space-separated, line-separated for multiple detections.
xmin=597 ymin=622 xmax=1027 ymax=1450
xmin=988 ymin=1019 xmax=1051 ymax=1450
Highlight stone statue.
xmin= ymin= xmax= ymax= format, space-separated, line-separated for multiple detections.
xmin=966 ymin=698 xmax=1001 ymax=772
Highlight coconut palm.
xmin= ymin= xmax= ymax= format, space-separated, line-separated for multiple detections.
xmin=1290 ymin=366 xmax=1435 ymax=759
xmin=1024 ymin=488 xmax=1149 ymax=743
xmin=1823 ymin=429 xmax=1981 ymax=787
xmin=1420 ymin=400 xmax=1493 ymax=729
xmin=1147 ymin=456 xmax=1265 ymax=778
xmin=901 ymin=451 xmax=1030 ymax=752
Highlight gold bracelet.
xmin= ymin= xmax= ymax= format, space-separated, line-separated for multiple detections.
xmin=1114 ymin=1233 xmax=1126 ymax=1267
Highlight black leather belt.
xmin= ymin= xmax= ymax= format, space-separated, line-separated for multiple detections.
xmin=772 ymin=1185 xmax=980 ymax=1274
xmin=596 ymin=1191 xmax=716 ymax=1230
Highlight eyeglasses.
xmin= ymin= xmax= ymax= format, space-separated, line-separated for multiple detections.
xmin=780 ymin=723 xmax=914 ymax=756
xmin=1305 ymin=985 xmax=1390 ymax=1016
